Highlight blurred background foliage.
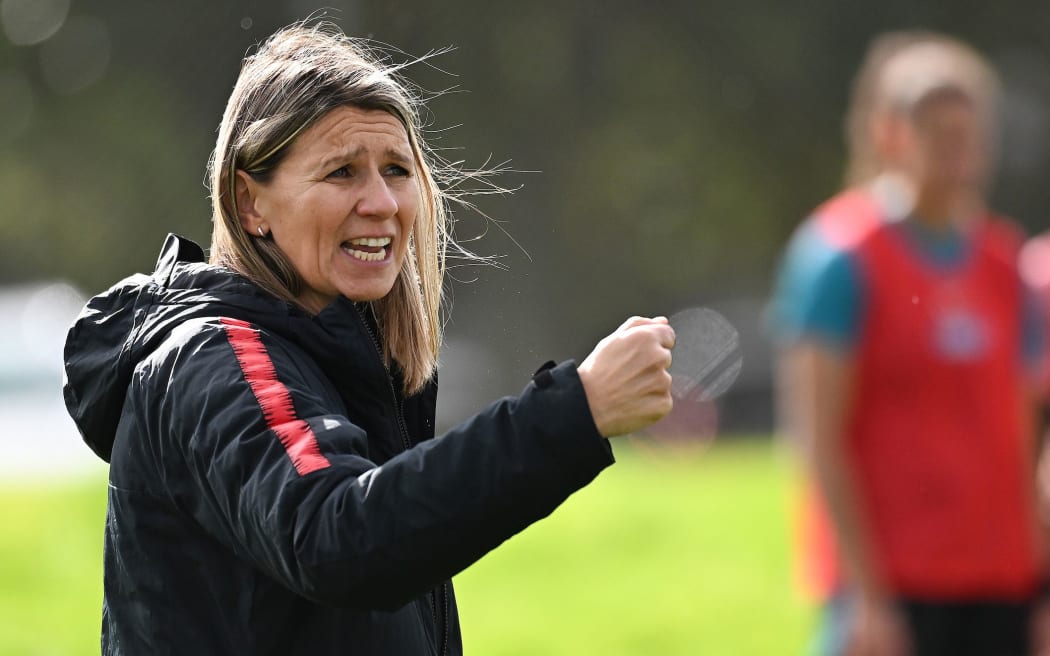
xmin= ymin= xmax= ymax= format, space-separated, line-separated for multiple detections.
xmin=1 ymin=0 xmax=1049 ymax=423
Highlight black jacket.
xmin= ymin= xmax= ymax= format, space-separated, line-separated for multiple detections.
xmin=63 ymin=234 xmax=615 ymax=655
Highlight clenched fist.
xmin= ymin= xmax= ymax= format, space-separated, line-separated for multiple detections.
xmin=577 ymin=316 xmax=676 ymax=438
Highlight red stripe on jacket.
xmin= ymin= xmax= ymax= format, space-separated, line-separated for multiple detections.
xmin=220 ymin=317 xmax=331 ymax=475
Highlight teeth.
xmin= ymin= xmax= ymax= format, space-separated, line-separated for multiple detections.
xmin=341 ymin=237 xmax=391 ymax=263
xmin=348 ymin=237 xmax=391 ymax=247
xmin=342 ymin=245 xmax=388 ymax=262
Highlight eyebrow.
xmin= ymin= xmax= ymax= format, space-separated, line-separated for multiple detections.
xmin=317 ymin=146 xmax=413 ymax=173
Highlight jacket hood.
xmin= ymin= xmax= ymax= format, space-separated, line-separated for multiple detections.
xmin=63 ymin=234 xmax=308 ymax=462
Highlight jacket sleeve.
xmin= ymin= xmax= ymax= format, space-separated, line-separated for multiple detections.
xmin=142 ymin=320 xmax=614 ymax=611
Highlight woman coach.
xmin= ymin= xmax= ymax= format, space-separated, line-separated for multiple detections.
xmin=62 ymin=22 xmax=675 ymax=655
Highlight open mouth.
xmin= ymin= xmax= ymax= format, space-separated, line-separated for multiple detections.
xmin=341 ymin=236 xmax=392 ymax=262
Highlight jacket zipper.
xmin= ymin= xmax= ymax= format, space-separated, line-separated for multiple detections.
xmin=440 ymin=581 xmax=449 ymax=656
xmin=428 ymin=583 xmax=448 ymax=656
xmin=354 ymin=304 xmax=411 ymax=451
xmin=356 ymin=304 xmax=446 ymax=654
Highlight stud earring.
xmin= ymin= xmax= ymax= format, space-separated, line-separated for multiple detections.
xmin=257 ymin=226 xmax=266 ymax=238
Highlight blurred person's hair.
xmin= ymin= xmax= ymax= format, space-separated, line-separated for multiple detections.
xmin=207 ymin=21 xmax=451 ymax=395
xmin=843 ymin=30 xmax=1001 ymax=186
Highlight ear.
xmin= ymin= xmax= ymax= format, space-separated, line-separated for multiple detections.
xmin=234 ymin=170 xmax=266 ymax=234
xmin=870 ymin=110 xmax=914 ymax=165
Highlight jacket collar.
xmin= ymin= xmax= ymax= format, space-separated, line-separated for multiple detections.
xmin=156 ymin=234 xmax=434 ymax=434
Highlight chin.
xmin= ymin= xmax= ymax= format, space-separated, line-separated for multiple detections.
xmin=342 ymin=281 xmax=398 ymax=303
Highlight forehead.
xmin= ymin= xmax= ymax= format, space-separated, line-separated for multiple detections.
xmin=911 ymin=92 xmax=980 ymax=130
xmin=291 ymin=105 xmax=411 ymax=158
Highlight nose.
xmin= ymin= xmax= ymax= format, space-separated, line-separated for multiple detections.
xmin=355 ymin=172 xmax=399 ymax=219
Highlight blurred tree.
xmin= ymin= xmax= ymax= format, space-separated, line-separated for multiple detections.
xmin=1 ymin=0 xmax=1048 ymax=408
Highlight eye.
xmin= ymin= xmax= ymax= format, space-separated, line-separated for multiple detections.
xmin=384 ymin=164 xmax=411 ymax=177
xmin=326 ymin=166 xmax=351 ymax=180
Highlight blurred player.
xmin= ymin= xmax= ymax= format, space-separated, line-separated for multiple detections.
xmin=1022 ymin=233 xmax=1050 ymax=413
xmin=772 ymin=32 xmax=1048 ymax=656
xmin=1023 ymin=232 xmax=1050 ymax=523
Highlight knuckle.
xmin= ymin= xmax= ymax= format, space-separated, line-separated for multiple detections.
xmin=618 ymin=333 xmax=638 ymax=350
xmin=646 ymin=356 xmax=666 ymax=375
xmin=645 ymin=370 xmax=672 ymax=394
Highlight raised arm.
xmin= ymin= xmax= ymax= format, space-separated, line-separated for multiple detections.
xmin=143 ymin=316 xmax=672 ymax=611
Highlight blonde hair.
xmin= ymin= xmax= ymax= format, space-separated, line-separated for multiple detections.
xmin=207 ymin=22 xmax=449 ymax=395
xmin=843 ymin=31 xmax=1000 ymax=186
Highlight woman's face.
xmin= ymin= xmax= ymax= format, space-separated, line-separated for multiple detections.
xmin=908 ymin=95 xmax=990 ymax=194
xmin=238 ymin=105 xmax=420 ymax=312
xmin=875 ymin=93 xmax=991 ymax=198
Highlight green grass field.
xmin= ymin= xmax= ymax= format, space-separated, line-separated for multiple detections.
xmin=0 ymin=440 xmax=815 ymax=655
